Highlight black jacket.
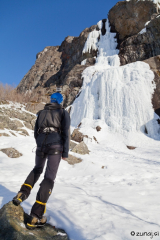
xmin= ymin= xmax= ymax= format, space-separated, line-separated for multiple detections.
xmin=34 ymin=103 xmax=70 ymax=158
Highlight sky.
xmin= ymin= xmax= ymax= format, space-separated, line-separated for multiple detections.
xmin=0 ymin=0 xmax=119 ymax=87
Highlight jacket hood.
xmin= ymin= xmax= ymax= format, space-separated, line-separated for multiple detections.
xmin=44 ymin=102 xmax=62 ymax=110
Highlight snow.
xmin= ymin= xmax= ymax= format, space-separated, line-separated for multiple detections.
xmin=57 ymin=232 xmax=67 ymax=236
xmin=145 ymin=21 xmax=151 ymax=26
xmin=82 ymin=29 xmax=101 ymax=54
xmin=139 ymin=20 xmax=152 ymax=35
xmin=139 ymin=28 xmax=146 ymax=34
xmin=20 ymin=222 xmax=26 ymax=228
xmin=0 ymin=19 xmax=160 ymax=240
xmin=81 ymin=59 xmax=87 ymax=66
xmin=0 ymin=131 xmax=160 ymax=240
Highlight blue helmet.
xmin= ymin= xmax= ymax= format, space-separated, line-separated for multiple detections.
xmin=50 ymin=92 xmax=63 ymax=104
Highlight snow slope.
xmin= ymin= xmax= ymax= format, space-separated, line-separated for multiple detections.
xmin=0 ymin=19 xmax=160 ymax=240
xmin=0 ymin=126 xmax=160 ymax=240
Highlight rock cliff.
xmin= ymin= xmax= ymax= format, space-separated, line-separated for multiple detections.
xmin=17 ymin=26 xmax=97 ymax=108
xmin=17 ymin=0 xmax=160 ymax=111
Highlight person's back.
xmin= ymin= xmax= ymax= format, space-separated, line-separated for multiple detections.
xmin=12 ymin=92 xmax=70 ymax=229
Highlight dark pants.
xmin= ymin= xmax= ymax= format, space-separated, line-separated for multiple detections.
xmin=20 ymin=144 xmax=62 ymax=219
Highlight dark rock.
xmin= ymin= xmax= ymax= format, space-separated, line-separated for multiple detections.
xmin=72 ymin=141 xmax=89 ymax=155
xmin=155 ymin=108 xmax=160 ymax=117
xmin=77 ymin=122 xmax=82 ymax=128
xmin=63 ymin=154 xmax=82 ymax=165
xmin=119 ymin=17 xmax=160 ymax=65
xmin=93 ymin=136 xmax=98 ymax=144
xmin=108 ymin=0 xmax=157 ymax=43
xmin=71 ymin=129 xmax=89 ymax=143
xmin=101 ymin=19 xmax=107 ymax=36
xmin=144 ymin=55 xmax=160 ymax=110
xmin=0 ymin=201 xmax=69 ymax=240
xmin=71 ymin=129 xmax=84 ymax=143
xmin=96 ymin=126 xmax=101 ymax=132
xmin=127 ymin=146 xmax=136 ymax=150
xmin=0 ymin=148 xmax=22 ymax=158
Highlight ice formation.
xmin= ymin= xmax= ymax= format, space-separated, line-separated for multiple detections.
xmin=82 ymin=28 xmax=101 ymax=54
xmin=81 ymin=59 xmax=87 ymax=65
xmin=71 ymin=19 xmax=159 ymax=138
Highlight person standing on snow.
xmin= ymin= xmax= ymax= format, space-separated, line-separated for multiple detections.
xmin=12 ymin=92 xmax=70 ymax=229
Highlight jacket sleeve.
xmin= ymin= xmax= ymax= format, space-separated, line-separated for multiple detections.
xmin=34 ymin=111 xmax=41 ymax=139
xmin=34 ymin=118 xmax=39 ymax=139
xmin=61 ymin=110 xmax=70 ymax=158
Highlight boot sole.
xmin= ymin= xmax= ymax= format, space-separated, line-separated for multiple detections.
xmin=12 ymin=198 xmax=22 ymax=206
xmin=26 ymin=222 xmax=46 ymax=230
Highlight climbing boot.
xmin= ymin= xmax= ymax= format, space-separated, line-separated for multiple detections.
xmin=12 ymin=192 xmax=27 ymax=206
xmin=26 ymin=215 xmax=47 ymax=230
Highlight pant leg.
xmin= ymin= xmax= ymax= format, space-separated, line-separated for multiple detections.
xmin=31 ymin=145 xmax=62 ymax=219
xmin=44 ymin=144 xmax=63 ymax=181
xmin=19 ymin=147 xmax=47 ymax=198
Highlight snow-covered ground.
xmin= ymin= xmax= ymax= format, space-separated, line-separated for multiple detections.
xmin=0 ymin=127 xmax=160 ymax=240
xmin=0 ymin=19 xmax=160 ymax=240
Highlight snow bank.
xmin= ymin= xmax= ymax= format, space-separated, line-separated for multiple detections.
xmin=71 ymin=19 xmax=159 ymax=140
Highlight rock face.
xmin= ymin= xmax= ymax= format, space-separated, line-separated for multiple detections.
xmin=17 ymin=26 xmax=97 ymax=108
xmin=0 ymin=148 xmax=22 ymax=158
xmin=0 ymin=201 xmax=69 ymax=240
xmin=108 ymin=0 xmax=158 ymax=43
xmin=144 ymin=55 xmax=160 ymax=110
xmin=16 ymin=0 xmax=160 ymax=112
xmin=0 ymin=104 xmax=36 ymax=136
xmin=118 ymin=16 xmax=160 ymax=65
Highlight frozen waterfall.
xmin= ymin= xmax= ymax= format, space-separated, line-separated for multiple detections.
xmin=70 ymin=19 xmax=159 ymax=138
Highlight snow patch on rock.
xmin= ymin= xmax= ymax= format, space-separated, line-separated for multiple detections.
xmin=82 ymin=29 xmax=101 ymax=54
